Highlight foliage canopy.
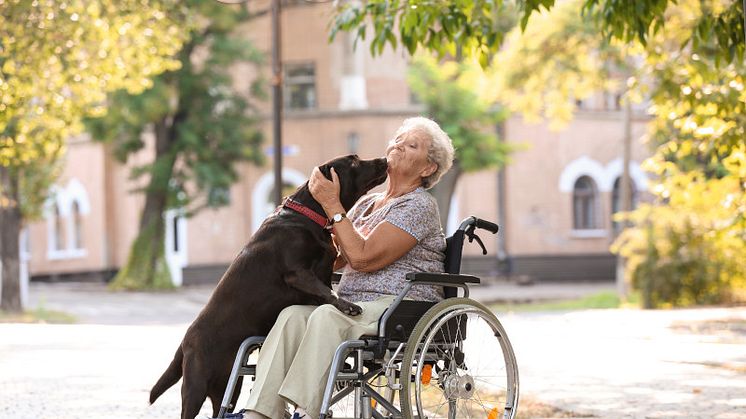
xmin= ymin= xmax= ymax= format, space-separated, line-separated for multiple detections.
xmin=1 ymin=0 xmax=189 ymax=171
xmin=329 ymin=0 xmax=744 ymax=68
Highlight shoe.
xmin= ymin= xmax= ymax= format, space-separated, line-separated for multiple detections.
xmin=291 ymin=409 xmax=308 ymax=419
xmin=222 ymin=409 xmax=247 ymax=419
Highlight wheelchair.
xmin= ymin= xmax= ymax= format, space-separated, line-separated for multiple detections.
xmin=216 ymin=216 xmax=519 ymax=419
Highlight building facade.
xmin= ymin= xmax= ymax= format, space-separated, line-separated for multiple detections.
xmin=24 ymin=1 xmax=651 ymax=285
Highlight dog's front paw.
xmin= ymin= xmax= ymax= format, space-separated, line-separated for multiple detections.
xmin=333 ymin=298 xmax=363 ymax=316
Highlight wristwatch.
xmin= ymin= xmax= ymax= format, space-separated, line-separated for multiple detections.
xmin=331 ymin=212 xmax=347 ymax=224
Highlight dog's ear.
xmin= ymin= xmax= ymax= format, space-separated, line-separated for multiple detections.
xmin=318 ymin=164 xmax=332 ymax=180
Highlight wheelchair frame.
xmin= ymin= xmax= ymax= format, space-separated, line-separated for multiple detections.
xmin=216 ymin=217 xmax=519 ymax=419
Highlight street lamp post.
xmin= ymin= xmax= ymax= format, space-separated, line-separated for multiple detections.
xmin=216 ymin=0 xmax=283 ymax=206
xmin=270 ymin=0 xmax=283 ymax=206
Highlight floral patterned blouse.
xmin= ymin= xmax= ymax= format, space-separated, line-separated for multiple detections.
xmin=337 ymin=187 xmax=446 ymax=302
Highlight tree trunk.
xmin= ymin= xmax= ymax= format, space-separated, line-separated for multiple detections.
xmin=0 ymin=166 xmax=23 ymax=313
xmin=109 ymin=120 xmax=177 ymax=290
xmin=428 ymin=161 xmax=463 ymax=233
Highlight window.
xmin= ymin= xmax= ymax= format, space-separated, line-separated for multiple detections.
xmin=54 ymin=205 xmax=66 ymax=252
xmin=573 ymin=176 xmax=598 ymax=230
xmin=71 ymin=201 xmax=84 ymax=249
xmin=46 ymin=179 xmax=89 ymax=259
xmin=611 ymin=177 xmax=638 ymax=231
xmin=285 ymin=63 xmax=316 ymax=110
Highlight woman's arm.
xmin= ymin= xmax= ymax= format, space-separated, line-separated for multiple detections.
xmin=332 ymin=215 xmax=416 ymax=272
xmin=310 ymin=168 xmax=417 ymax=273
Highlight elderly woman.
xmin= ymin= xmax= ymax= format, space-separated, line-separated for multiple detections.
xmin=234 ymin=117 xmax=454 ymax=419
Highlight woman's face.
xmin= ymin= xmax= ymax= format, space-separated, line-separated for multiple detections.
xmin=385 ymin=129 xmax=437 ymax=182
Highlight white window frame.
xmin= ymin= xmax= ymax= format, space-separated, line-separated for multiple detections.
xmin=45 ymin=179 xmax=90 ymax=260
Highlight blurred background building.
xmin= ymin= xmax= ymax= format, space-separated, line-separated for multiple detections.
xmin=23 ymin=1 xmax=651 ymax=286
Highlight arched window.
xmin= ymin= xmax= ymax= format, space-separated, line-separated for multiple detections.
xmin=54 ymin=204 xmax=66 ymax=251
xmin=46 ymin=179 xmax=90 ymax=259
xmin=611 ymin=177 xmax=638 ymax=231
xmin=71 ymin=201 xmax=84 ymax=249
xmin=573 ymin=176 xmax=598 ymax=230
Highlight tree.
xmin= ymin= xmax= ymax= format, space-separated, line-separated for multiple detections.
xmin=582 ymin=0 xmax=744 ymax=64
xmin=329 ymin=0 xmax=744 ymax=68
xmin=487 ymin=0 xmax=636 ymax=297
xmin=610 ymin=1 xmax=746 ymax=307
xmin=488 ymin=0 xmax=630 ymax=129
xmin=484 ymin=0 xmax=745 ymax=306
xmin=1 ymin=0 xmax=189 ymax=312
xmin=85 ymin=1 xmax=266 ymax=290
xmin=330 ymin=0 xmax=553 ymax=67
xmin=328 ymin=0 xmax=745 ymax=306
xmin=476 ymin=0 xmax=746 ymax=306
xmin=407 ymin=55 xmax=513 ymax=228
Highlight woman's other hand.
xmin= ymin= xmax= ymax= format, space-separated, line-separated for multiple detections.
xmin=309 ymin=167 xmax=343 ymax=215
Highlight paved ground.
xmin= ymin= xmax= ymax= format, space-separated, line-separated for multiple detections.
xmin=1 ymin=282 xmax=745 ymax=419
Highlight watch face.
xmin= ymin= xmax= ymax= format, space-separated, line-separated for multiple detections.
xmin=334 ymin=214 xmax=343 ymax=222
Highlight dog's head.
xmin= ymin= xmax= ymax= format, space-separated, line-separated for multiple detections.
xmin=318 ymin=155 xmax=388 ymax=211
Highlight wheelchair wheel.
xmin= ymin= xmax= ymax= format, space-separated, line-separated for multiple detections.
xmin=400 ymin=298 xmax=519 ymax=419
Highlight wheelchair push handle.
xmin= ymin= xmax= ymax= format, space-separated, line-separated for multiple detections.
xmin=458 ymin=216 xmax=499 ymax=234
xmin=475 ymin=218 xmax=499 ymax=234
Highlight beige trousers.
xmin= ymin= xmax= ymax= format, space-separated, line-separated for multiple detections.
xmin=245 ymin=296 xmax=395 ymax=419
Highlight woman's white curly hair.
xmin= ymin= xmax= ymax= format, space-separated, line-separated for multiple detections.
xmin=393 ymin=117 xmax=455 ymax=189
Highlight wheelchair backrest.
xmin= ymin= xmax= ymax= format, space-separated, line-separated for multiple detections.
xmin=443 ymin=230 xmax=466 ymax=298
xmin=376 ymin=231 xmax=467 ymax=342
xmin=377 ymin=217 xmax=497 ymax=341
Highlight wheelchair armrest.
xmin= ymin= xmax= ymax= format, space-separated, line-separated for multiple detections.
xmin=405 ymin=272 xmax=480 ymax=285
xmin=377 ymin=273 xmax=478 ymax=344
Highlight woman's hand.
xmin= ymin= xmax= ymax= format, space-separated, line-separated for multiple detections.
xmin=309 ymin=167 xmax=343 ymax=215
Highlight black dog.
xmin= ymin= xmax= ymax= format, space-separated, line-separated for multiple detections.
xmin=149 ymin=155 xmax=388 ymax=419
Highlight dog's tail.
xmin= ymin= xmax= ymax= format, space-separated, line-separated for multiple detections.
xmin=150 ymin=345 xmax=184 ymax=404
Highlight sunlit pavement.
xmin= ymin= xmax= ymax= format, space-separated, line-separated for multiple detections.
xmin=1 ymin=283 xmax=744 ymax=418
xmin=0 ymin=323 xmax=198 ymax=419
xmin=501 ymin=308 xmax=746 ymax=418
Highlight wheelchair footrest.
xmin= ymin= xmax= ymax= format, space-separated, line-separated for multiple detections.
xmin=335 ymin=372 xmax=363 ymax=381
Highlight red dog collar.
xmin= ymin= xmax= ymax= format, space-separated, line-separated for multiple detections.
xmin=283 ymin=199 xmax=330 ymax=230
